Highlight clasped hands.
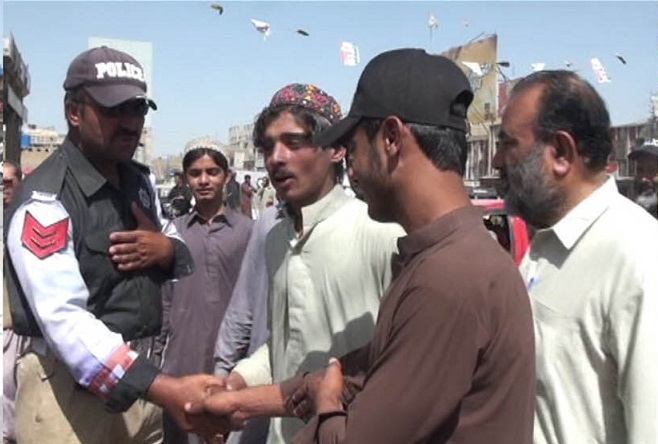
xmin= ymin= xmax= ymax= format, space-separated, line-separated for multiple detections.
xmin=149 ymin=373 xmax=239 ymax=444
xmin=181 ymin=379 xmax=246 ymax=444
xmin=180 ymin=358 xmax=346 ymax=443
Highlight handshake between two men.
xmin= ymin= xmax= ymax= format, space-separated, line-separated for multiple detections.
xmin=158 ymin=358 xmax=345 ymax=444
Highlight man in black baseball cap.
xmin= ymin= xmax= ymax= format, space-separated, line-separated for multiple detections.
xmin=4 ymin=45 xmax=226 ymax=443
xmin=59 ymin=46 xmax=158 ymax=170
xmin=315 ymin=48 xmax=473 ymax=148
xmin=188 ymin=48 xmax=535 ymax=444
xmin=64 ymin=45 xmax=157 ymax=110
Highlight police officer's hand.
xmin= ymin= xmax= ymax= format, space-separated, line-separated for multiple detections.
xmin=185 ymin=386 xmax=248 ymax=442
xmin=146 ymin=373 xmax=232 ymax=441
xmin=108 ymin=202 xmax=174 ymax=271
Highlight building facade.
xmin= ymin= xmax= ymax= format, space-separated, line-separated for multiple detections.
xmin=3 ymin=34 xmax=31 ymax=165
xmin=226 ymin=122 xmax=261 ymax=170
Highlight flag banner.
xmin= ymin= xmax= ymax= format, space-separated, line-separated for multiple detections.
xmin=462 ymin=61 xmax=483 ymax=77
xmin=428 ymin=12 xmax=438 ymax=29
xmin=340 ymin=41 xmax=360 ymax=66
xmin=590 ymin=58 xmax=611 ymax=83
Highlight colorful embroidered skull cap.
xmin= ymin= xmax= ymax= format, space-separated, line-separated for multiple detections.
xmin=269 ymin=83 xmax=342 ymax=124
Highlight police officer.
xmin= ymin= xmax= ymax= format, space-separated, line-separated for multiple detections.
xmin=4 ymin=46 xmax=224 ymax=444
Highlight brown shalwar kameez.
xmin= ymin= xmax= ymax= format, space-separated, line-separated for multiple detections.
xmin=292 ymin=205 xmax=535 ymax=444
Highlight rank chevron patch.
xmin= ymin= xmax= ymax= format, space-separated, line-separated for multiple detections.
xmin=20 ymin=211 xmax=69 ymax=259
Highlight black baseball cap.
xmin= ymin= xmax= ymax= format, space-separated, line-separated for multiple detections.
xmin=63 ymin=46 xmax=157 ymax=110
xmin=628 ymin=140 xmax=658 ymax=160
xmin=315 ymin=48 xmax=473 ymax=147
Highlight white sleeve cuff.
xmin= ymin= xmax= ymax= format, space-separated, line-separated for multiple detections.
xmin=232 ymin=343 xmax=272 ymax=386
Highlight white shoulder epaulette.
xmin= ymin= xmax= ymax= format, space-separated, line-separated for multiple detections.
xmin=30 ymin=191 xmax=58 ymax=202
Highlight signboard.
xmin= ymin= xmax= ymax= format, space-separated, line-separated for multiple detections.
xmin=441 ymin=34 xmax=498 ymax=136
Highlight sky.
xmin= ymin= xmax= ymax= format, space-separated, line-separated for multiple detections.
xmin=3 ymin=0 xmax=657 ymax=157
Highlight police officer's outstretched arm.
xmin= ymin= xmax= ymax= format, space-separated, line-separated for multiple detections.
xmin=6 ymin=195 xmax=228 ymax=434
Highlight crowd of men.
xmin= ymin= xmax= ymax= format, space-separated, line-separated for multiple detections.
xmin=165 ymin=170 xmax=278 ymax=222
xmin=2 ymin=44 xmax=657 ymax=444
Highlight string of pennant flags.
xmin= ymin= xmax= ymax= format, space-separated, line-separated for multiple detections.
xmin=210 ymin=4 xmax=627 ymax=79
xmin=425 ymin=11 xmax=625 ymax=84
xmin=210 ymin=3 xmax=361 ymax=67
xmin=458 ymin=56 xmax=620 ymax=85
xmin=248 ymin=15 xmax=360 ymax=67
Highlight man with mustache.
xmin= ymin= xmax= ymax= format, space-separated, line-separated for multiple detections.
xmin=218 ymin=83 xmax=404 ymax=444
xmin=3 ymin=46 xmax=223 ymax=444
xmin=493 ymin=70 xmax=658 ymax=443
xmin=188 ymin=51 xmax=535 ymax=444
xmin=627 ymin=140 xmax=658 ymax=218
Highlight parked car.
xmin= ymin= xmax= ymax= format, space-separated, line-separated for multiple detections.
xmin=472 ymin=199 xmax=530 ymax=265
xmin=467 ymin=186 xmax=499 ymax=200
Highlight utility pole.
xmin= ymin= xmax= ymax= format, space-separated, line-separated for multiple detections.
xmin=650 ymin=92 xmax=657 ymax=140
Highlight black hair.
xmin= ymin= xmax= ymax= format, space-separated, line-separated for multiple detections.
xmin=64 ymin=87 xmax=86 ymax=106
xmin=253 ymin=104 xmax=344 ymax=183
xmin=3 ymin=159 xmax=22 ymax=181
xmin=63 ymin=87 xmax=87 ymax=132
xmin=511 ymin=70 xmax=612 ymax=171
xmin=182 ymin=148 xmax=229 ymax=173
xmin=360 ymin=118 xmax=468 ymax=176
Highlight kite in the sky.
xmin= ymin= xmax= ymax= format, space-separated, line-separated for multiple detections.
xmin=564 ymin=60 xmax=574 ymax=69
xmin=591 ymin=57 xmax=611 ymax=83
xmin=463 ymin=18 xmax=469 ymax=27
xmin=296 ymin=29 xmax=309 ymax=37
xmin=615 ymin=53 xmax=627 ymax=64
xmin=340 ymin=41 xmax=360 ymax=67
xmin=210 ymin=3 xmax=223 ymax=15
xmin=250 ymin=18 xmax=271 ymax=40
xmin=428 ymin=12 xmax=438 ymax=30
xmin=531 ymin=62 xmax=545 ymax=72
xmin=428 ymin=12 xmax=438 ymax=45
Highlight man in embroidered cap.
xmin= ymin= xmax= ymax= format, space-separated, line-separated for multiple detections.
xmin=192 ymin=50 xmax=534 ymax=444
xmin=4 ymin=46 xmax=224 ymax=443
xmin=210 ymin=83 xmax=404 ymax=444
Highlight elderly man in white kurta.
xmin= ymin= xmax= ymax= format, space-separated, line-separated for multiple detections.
xmin=493 ymin=69 xmax=657 ymax=444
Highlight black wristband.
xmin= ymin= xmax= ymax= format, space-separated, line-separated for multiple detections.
xmin=104 ymin=354 xmax=160 ymax=413
xmin=317 ymin=410 xmax=347 ymax=424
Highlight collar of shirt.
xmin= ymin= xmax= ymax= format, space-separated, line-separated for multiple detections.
xmin=281 ymin=185 xmax=350 ymax=239
xmin=62 ymin=137 xmax=141 ymax=197
xmin=539 ymin=176 xmax=617 ymax=251
xmin=185 ymin=206 xmax=240 ymax=228
xmin=397 ymin=205 xmax=484 ymax=265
